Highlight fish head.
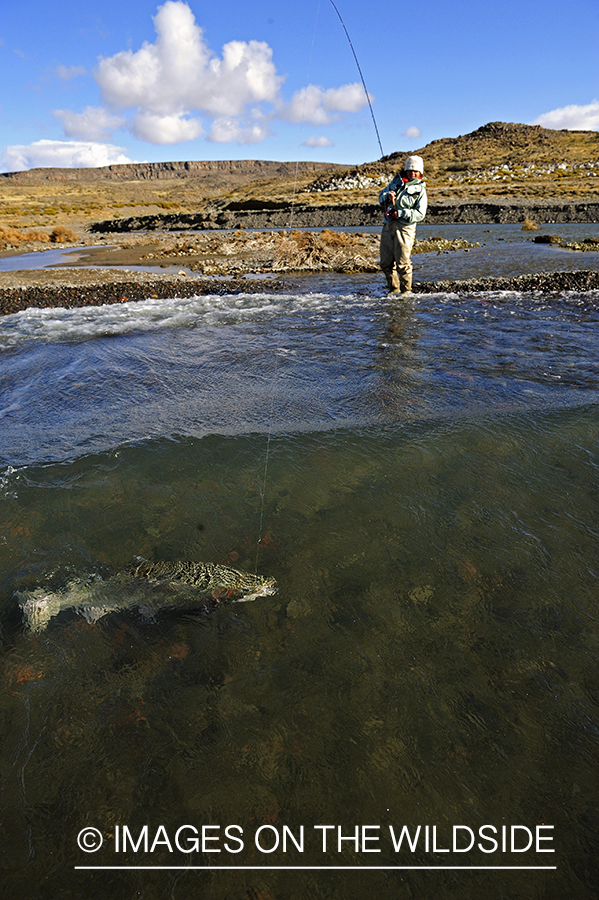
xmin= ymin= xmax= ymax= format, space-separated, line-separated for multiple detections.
xmin=236 ymin=575 xmax=278 ymax=603
xmin=194 ymin=567 xmax=278 ymax=606
xmin=210 ymin=565 xmax=277 ymax=603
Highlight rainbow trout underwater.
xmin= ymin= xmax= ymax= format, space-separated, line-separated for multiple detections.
xmin=16 ymin=558 xmax=277 ymax=634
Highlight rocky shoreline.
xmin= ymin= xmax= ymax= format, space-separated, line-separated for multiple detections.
xmin=89 ymin=199 xmax=599 ymax=233
xmin=1 ymin=268 xmax=598 ymax=317
xmin=414 ymin=269 xmax=599 ymax=295
xmin=0 ymin=271 xmax=286 ymax=316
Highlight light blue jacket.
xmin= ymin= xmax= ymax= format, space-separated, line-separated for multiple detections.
xmin=379 ymin=175 xmax=427 ymax=225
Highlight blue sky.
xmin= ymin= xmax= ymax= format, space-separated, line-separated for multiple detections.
xmin=1 ymin=0 xmax=598 ymax=172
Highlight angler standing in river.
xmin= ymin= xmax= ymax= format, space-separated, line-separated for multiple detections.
xmin=379 ymin=155 xmax=427 ymax=294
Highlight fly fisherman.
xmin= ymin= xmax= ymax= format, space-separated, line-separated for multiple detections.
xmin=379 ymin=155 xmax=427 ymax=295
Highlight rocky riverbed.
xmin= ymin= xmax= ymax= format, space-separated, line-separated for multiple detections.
xmin=1 ymin=264 xmax=598 ymax=318
xmin=0 ymin=269 xmax=287 ymax=316
xmin=414 ymin=269 xmax=599 ymax=295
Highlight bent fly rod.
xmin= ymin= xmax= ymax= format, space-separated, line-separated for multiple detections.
xmin=327 ymin=0 xmax=385 ymax=159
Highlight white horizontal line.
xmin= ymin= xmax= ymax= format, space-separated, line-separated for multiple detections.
xmin=75 ymin=865 xmax=557 ymax=871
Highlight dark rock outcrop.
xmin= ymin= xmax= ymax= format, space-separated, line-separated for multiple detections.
xmin=89 ymin=200 xmax=599 ymax=233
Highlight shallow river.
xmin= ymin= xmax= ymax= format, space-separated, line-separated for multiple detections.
xmin=1 ymin=239 xmax=599 ymax=899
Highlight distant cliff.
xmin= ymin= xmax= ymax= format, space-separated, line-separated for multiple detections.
xmin=0 ymin=159 xmax=346 ymax=184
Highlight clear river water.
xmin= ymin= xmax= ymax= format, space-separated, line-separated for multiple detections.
xmin=1 ymin=226 xmax=599 ymax=900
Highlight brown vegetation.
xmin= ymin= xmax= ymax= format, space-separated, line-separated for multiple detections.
xmin=0 ymin=162 xmax=341 ymax=233
xmin=0 ymin=224 xmax=81 ymax=249
xmin=0 ymin=225 xmax=51 ymax=247
xmin=49 ymin=225 xmax=80 ymax=243
xmin=100 ymin=229 xmax=480 ymax=276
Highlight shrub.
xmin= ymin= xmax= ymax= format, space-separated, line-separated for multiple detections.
xmin=50 ymin=225 xmax=79 ymax=243
xmin=0 ymin=225 xmax=50 ymax=247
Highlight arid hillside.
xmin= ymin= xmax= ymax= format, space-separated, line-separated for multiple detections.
xmin=1 ymin=122 xmax=598 ymax=237
xmin=0 ymin=160 xmax=343 ymax=233
xmin=303 ymin=121 xmax=599 ymax=205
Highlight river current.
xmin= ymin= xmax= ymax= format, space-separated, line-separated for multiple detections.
xmin=1 ymin=228 xmax=599 ymax=899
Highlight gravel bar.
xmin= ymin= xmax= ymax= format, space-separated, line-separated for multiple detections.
xmin=1 ymin=269 xmax=599 ymax=317
xmin=0 ymin=271 xmax=286 ymax=317
xmin=415 ymin=269 xmax=599 ymax=295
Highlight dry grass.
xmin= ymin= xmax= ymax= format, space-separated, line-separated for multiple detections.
xmin=0 ymin=224 xmax=51 ymax=247
xmin=0 ymin=224 xmax=80 ymax=250
xmin=126 ymin=229 xmax=481 ymax=276
xmin=271 ymin=230 xmax=377 ymax=272
xmin=0 ymin=167 xmax=331 ymax=232
xmin=522 ymin=218 xmax=539 ymax=231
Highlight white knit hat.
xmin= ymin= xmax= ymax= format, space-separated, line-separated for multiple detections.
xmin=405 ymin=155 xmax=424 ymax=173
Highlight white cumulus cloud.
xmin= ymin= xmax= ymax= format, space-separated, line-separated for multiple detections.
xmin=533 ymin=100 xmax=599 ymax=131
xmin=96 ymin=0 xmax=211 ymax=113
xmin=3 ymin=140 xmax=133 ymax=172
xmin=302 ymin=135 xmax=334 ymax=148
xmin=200 ymin=39 xmax=282 ymax=117
xmin=404 ymin=126 xmax=421 ymax=139
xmin=50 ymin=1 xmax=373 ymax=148
xmin=94 ymin=0 xmax=282 ymax=143
xmin=208 ymin=115 xmax=273 ymax=144
xmin=280 ymin=83 xmax=369 ymax=126
xmin=131 ymin=111 xmax=203 ymax=144
xmin=54 ymin=106 xmax=126 ymax=141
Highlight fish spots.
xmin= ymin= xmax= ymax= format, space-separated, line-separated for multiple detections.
xmin=444 ymin=744 xmax=471 ymax=771
xmin=1 ymin=520 xmax=34 ymax=555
